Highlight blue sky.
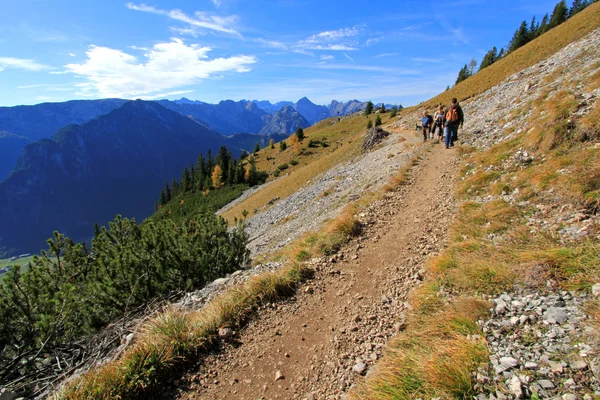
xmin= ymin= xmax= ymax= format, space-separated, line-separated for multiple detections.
xmin=0 ymin=0 xmax=560 ymax=107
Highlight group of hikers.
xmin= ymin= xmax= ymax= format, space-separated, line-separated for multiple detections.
xmin=421 ymin=97 xmax=464 ymax=148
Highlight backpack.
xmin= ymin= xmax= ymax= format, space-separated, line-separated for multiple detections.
xmin=446 ymin=107 xmax=459 ymax=122
xmin=435 ymin=112 xmax=444 ymax=123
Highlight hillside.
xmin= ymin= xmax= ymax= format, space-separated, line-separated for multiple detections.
xmin=0 ymin=100 xmax=236 ymax=257
xmin=2 ymin=4 xmax=599 ymax=399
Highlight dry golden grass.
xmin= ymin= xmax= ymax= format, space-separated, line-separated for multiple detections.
xmin=222 ymin=113 xmax=393 ymax=223
xmin=351 ymin=298 xmax=489 ymax=400
xmin=58 ymin=263 xmax=311 ymax=400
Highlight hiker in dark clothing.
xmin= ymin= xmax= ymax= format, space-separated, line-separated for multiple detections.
xmin=421 ymin=111 xmax=433 ymax=142
xmin=432 ymin=105 xmax=445 ymax=143
xmin=444 ymin=98 xmax=464 ymax=149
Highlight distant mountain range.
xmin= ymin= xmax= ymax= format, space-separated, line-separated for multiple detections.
xmin=0 ymin=97 xmax=372 ymax=183
xmin=0 ymin=100 xmax=238 ymax=257
xmin=0 ymin=96 xmax=387 ymax=256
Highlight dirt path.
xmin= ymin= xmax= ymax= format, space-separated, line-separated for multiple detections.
xmin=178 ymin=139 xmax=460 ymax=400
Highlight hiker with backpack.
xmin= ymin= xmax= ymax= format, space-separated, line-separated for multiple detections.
xmin=421 ymin=110 xmax=433 ymax=142
xmin=432 ymin=105 xmax=445 ymax=143
xmin=444 ymin=98 xmax=464 ymax=148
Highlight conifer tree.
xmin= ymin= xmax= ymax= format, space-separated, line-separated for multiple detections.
xmin=295 ymin=126 xmax=305 ymax=141
xmin=270 ymin=138 xmax=275 ymax=149
xmin=206 ymin=150 xmax=214 ymax=178
xmin=196 ymin=154 xmax=206 ymax=190
xmin=280 ymin=141 xmax=287 ymax=151
xmin=537 ymin=13 xmax=550 ymax=36
xmin=390 ymin=105 xmax=398 ymax=118
xmin=181 ymin=167 xmax=190 ymax=192
xmin=364 ymin=101 xmax=374 ymax=116
xmin=479 ymin=47 xmax=498 ymax=71
xmin=569 ymin=0 xmax=589 ymax=16
xmin=367 ymin=119 xmax=373 ymax=129
xmin=253 ymin=143 xmax=260 ymax=155
xmin=215 ymin=146 xmax=231 ymax=184
xmin=380 ymin=104 xmax=386 ymax=113
xmin=455 ymin=64 xmax=470 ymax=85
xmin=240 ymin=150 xmax=249 ymax=160
xmin=375 ymin=115 xmax=382 ymax=127
xmin=468 ymin=58 xmax=477 ymax=75
xmin=549 ymin=0 xmax=568 ymax=28
xmin=507 ymin=20 xmax=530 ymax=53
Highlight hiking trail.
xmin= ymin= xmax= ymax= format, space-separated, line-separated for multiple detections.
xmin=177 ymin=136 xmax=460 ymax=400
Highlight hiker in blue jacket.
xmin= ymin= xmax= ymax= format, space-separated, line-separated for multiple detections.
xmin=421 ymin=111 xmax=433 ymax=142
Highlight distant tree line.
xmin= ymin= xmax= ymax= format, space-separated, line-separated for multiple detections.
xmin=0 ymin=214 xmax=248 ymax=388
xmin=157 ymin=145 xmax=268 ymax=209
xmin=454 ymin=0 xmax=597 ymax=85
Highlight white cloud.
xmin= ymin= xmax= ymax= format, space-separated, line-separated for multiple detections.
xmin=65 ymin=38 xmax=256 ymax=98
xmin=365 ymin=36 xmax=383 ymax=47
xmin=211 ymin=0 xmax=222 ymax=6
xmin=297 ymin=24 xmax=364 ymax=51
xmin=126 ymin=3 xmax=240 ymax=36
xmin=320 ymin=55 xmax=334 ymax=61
xmin=342 ymin=53 xmax=355 ymax=63
xmin=375 ymin=53 xmax=399 ymax=58
xmin=255 ymin=38 xmax=288 ymax=50
xmin=69 ymin=52 xmax=76 ymax=57
xmin=0 ymin=56 xmax=51 ymax=71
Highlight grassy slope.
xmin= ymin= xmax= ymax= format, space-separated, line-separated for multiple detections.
xmin=221 ymin=113 xmax=393 ymax=223
xmin=352 ymin=4 xmax=600 ymax=399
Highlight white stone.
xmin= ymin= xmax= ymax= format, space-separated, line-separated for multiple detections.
xmin=499 ymin=357 xmax=519 ymax=369
xmin=544 ymin=307 xmax=567 ymax=324
xmin=508 ymin=375 xmax=523 ymax=398
xmin=592 ymin=283 xmax=600 ymax=297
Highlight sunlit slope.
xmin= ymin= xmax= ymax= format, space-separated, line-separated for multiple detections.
xmin=220 ymin=113 xmax=394 ymax=223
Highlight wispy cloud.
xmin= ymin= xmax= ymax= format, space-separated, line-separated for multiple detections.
xmin=69 ymin=52 xmax=76 ymax=57
xmin=17 ymin=83 xmax=74 ymax=92
xmin=296 ymin=24 xmax=364 ymax=52
xmin=320 ymin=54 xmax=334 ymax=61
xmin=64 ymin=38 xmax=256 ymax=98
xmin=126 ymin=3 xmax=241 ymax=36
xmin=375 ymin=53 xmax=399 ymax=58
xmin=255 ymin=38 xmax=288 ymax=50
xmin=138 ymin=89 xmax=195 ymax=100
xmin=411 ymin=57 xmax=443 ymax=63
xmin=0 ymin=57 xmax=51 ymax=72
xmin=342 ymin=53 xmax=355 ymax=63
xmin=210 ymin=0 xmax=222 ymax=6
xmin=365 ymin=36 xmax=383 ymax=47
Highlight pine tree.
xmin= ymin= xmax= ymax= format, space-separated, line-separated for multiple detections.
xmin=380 ymin=104 xmax=386 ymax=113
xmin=295 ymin=126 xmax=305 ymax=141
xmin=529 ymin=16 xmax=539 ymax=36
xmin=269 ymin=139 xmax=275 ymax=149
xmin=253 ymin=143 xmax=260 ymax=155
xmin=390 ymin=105 xmax=398 ymax=118
xmin=569 ymin=0 xmax=589 ymax=16
xmin=455 ymin=64 xmax=470 ymax=85
xmin=507 ymin=20 xmax=530 ymax=53
xmin=196 ymin=153 xmax=206 ymax=191
xmin=367 ymin=119 xmax=373 ymax=129
xmin=181 ymin=167 xmax=190 ymax=192
xmin=280 ymin=141 xmax=287 ymax=151
xmin=479 ymin=47 xmax=498 ymax=71
xmin=364 ymin=101 xmax=374 ymax=116
xmin=537 ymin=13 xmax=550 ymax=36
xmin=375 ymin=115 xmax=382 ymax=127
xmin=215 ymin=146 xmax=231 ymax=184
xmin=240 ymin=150 xmax=249 ymax=160
xmin=549 ymin=0 xmax=568 ymax=28
xmin=497 ymin=48 xmax=505 ymax=59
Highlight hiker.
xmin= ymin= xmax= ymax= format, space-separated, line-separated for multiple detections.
xmin=421 ymin=111 xmax=433 ymax=142
xmin=444 ymin=98 xmax=464 ymax=148
xmin=432 ymin=105 xmax=445 ymax=143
